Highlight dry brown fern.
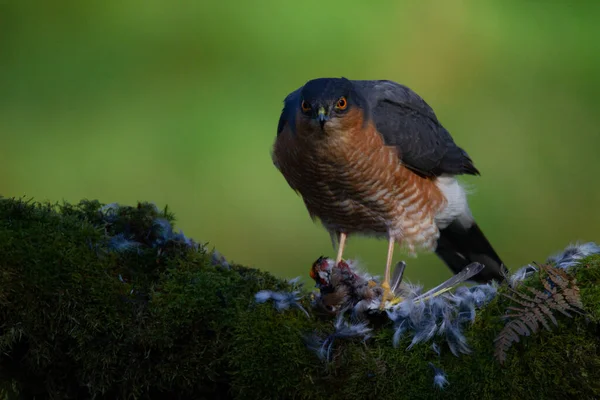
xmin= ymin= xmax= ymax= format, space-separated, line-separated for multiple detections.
xmin=494 ymin=263 xmax=584 ymax=364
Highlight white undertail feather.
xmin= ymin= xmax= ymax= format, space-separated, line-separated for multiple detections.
xmin=434 ymin=176 xmax=474 ymax=230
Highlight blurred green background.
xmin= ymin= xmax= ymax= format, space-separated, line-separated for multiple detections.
xmin=1 ymin=1 xmax=599 ymax=288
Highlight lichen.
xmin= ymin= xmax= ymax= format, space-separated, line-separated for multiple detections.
xmin=0 ymin=196 xmax=599 ymax=399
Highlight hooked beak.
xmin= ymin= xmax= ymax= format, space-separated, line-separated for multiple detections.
xmin=317 ymin=107 xmax=329 ymax=129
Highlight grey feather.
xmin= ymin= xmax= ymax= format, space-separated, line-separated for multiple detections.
xmin=353 ymin=80 xmax=479 ymax=177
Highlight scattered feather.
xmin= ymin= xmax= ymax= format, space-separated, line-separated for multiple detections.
xmin=307 ymin=315 xmax=372 ymax=361
xmin=390 ymin=261 xmax=406 ymax=294
xmin=470 ymin=283 xmax=498 ymax=307
xmin=428 ymin=363 xmax=449 ymax=390
xmin=98 ymin=203 xmax=203 ymax=253
xmin=99 ymin=202 xmax=120 ymax=222
xmin=413 ymin=262 xmax=484 ymax=303
xmin=398 ymin=282 xmax=424 ymax=300
xmin=547 ymin=242 xmax=600 ymax=270
xmin=451 ymin=287 xmax=475 ymax=324
xmin=254 ymin=290 xmax=273 ymax=303
xmin=152 ymin=218 xmax=173 ymax=244
xmin=385 ymin=281 xmax=493 ymax=355
xmin=255 ymin=290 xmax=309 ymax=318
xmin=210 ymin=250 xmax=230 ymax=269
xmin=444 ymin=318 xmax=471 ymax=356
xmin=287 ymin=276 xmax=303 ymax=287
xmin=509 ymin=265 xmax=537 ymax=287
xmin=108 ymin=233 xmax=142 ymax=253
xmin=151 ymin=217 xmax=199 ymax=250
xmin=171 ymin=229 xmax=199 ymax=250
xmin=331 ymin=314 xmax=372 ymax=339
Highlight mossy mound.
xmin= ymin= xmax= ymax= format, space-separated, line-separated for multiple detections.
xmin=0 ymin=197 xmax=599 ymax=399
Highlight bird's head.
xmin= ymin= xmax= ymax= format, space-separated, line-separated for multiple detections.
xmin=297 ymin=77 xmax=367 ymax=133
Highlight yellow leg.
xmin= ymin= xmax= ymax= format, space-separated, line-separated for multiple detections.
xmin=335 ymin=232 xmax=347 ymax=264
xmin=379 ymin=236 xmax=395 ymax=309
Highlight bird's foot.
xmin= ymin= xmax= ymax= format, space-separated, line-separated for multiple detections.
xmin=379 ymin=280 xmax=396 ymax=310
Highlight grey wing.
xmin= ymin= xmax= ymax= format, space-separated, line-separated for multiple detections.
xmin=354 ymin=80 xmax=479 ymax=177
xmin=277 ymin=87 xmax=301 ymax=136
xmin=273 ymin=87 xmax=302 ymax=172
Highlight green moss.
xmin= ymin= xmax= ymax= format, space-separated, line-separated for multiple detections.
xmin=229 ymin=301 xmax=329 ymax=400
xmin=0 ymin=198 xmax=285 ymax=398
xmin=0 ymin=196 xmax=599 ymax=399
xmin=574 ymin=255 xmax=600 ymax=323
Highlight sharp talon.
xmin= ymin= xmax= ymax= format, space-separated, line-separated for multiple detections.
xmin=379 ymin=281 xmax=394 ymax=310
xmin=389 ymin=296 xmax=403 ymax=305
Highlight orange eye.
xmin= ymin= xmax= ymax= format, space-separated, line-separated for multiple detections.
xmin=301 ymin=100 xmax=311 ymax=112
xmin=336 ymin=97 xmax=347 ymax=110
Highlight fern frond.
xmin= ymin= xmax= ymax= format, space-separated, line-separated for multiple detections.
xmin=493 ymin=319 xmax=529 ymax=364
xmin=494 ymin=264 xmax=584 ymax=364
xmin=502 ymin=287 xmax=535 ymax=306
xmin=519 ymin=311 xmax=541 ymax=332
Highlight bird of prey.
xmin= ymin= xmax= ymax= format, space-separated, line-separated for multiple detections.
xmin=271 ymin=77 xmax=505 ymax=306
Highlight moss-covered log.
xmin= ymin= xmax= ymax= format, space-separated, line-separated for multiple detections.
xmin=0 ymin=197 xmax=599 ymax=399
